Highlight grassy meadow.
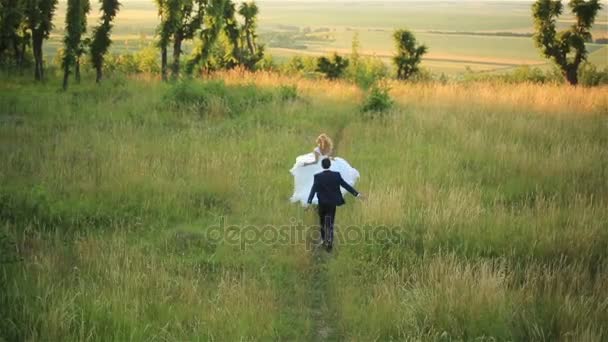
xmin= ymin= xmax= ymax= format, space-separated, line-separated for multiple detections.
xmin=1 ymin=70 xmax=607 ymax=340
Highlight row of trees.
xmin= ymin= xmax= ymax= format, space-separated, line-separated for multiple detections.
xmin=0 ymin=0 xmax=120 ymax=86
xmin=61 ymin=0 xmax=265 ymax=88
xmin=61 ymin=0 xmax=122 ymax=89
xmin=1 ymin=0 xmax=263 ymax=88
xmin=155 ymin=0 xmax=263 ymax=81
xmin=0 ymin=0 xmax=58 ymax=79
xmin=0 ymin=0 xmax=603 ymax=86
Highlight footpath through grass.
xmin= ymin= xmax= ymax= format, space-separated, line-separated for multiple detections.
xmin=1 ymin=72 xmax=607 ymax=340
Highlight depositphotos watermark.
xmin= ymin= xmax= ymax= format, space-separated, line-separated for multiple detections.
xmin=203 ymin=217 xmax=403 ymax=250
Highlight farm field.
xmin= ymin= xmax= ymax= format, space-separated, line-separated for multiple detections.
xmin=44 ymin=0 xmax=608 ymax=75
xmin=1 ymin=72 xmax=607 ymax=340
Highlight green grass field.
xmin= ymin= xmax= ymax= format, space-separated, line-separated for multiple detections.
xmin=45 ymin=0 xmax=608 ymax=75
xmin=1 ymin=71 xmax=607 ymax=340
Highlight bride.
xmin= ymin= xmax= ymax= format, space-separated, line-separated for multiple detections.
xmin=290 ymin=133 xmax=360 ymax=205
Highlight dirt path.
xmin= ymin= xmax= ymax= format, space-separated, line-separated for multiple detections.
xmin=309 ymin=123 xmax=347 ymax=341
xmin=310 ymin=250 xmax=335 ymax=341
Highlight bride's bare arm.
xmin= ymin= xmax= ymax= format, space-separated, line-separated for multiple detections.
xmin=328 ymin=149 xmax=335 ymax=160
xmin=302 ymin=151 xmax=320 ymax=166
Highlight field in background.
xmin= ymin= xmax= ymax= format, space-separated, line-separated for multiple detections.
xmin=1 ymin=72 xmax=607 ymax=340
xmin=45 ymin=0 xmax=608 ymax=75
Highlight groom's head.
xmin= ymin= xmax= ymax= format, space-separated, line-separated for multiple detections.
xmin=321 ymin=158 xmax=331 ymax=170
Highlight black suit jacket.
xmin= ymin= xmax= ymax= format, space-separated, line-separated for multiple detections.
xmin=307 ymin=170 xmax=359 ymax=206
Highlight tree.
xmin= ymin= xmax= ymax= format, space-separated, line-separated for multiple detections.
xmin=186 ymin=0 xmax=225 ymax=74
xmin=316 ymin=52 xmax=349 ymax=80
xmin=170 ymin=0 xmax=205 ymax=78
xmin=156 ymin=0 xmax=209 ymax=80
xmin=183 ymin=0 xmax=263 ymax=75
xmin=0 ymin=0 xmax=28 ymax=67
xmin=74 ymin=0 xmax=90 ymax=82
xmin=238 ymin=2 xmax=256 ymax=54
xmin=221 ymin=0 xmax=241 ymax=68
xmin=89 ymin=0 xmax=120 ymax=83
xmin=155 ymin=0 xmax=177 ymax=81
xmin=24 ymin=0 xmax=58 ymax=80
xmin=62 ymin=0 xmax=86 ymax=89
xmin=204 ymin=0 xmax=263 ymax=71
xmin=237 ymin=1 xmax=262 ymax=69
xmin=392 ymin=29 xmax=427 ymax=80
xmin=532 ymin=0 xmax=602 ymax=85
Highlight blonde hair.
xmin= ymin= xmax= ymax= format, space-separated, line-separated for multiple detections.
xmin=316 ymin=133 xmax=334 ymax=155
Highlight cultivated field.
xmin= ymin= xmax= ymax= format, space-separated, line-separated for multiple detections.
xmin=1 ymin=71 xmax=607 ymax=340
xmin=45 ymin=0 xmax=608 ymax=74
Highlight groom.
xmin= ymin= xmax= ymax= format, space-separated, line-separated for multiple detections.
xmin=307 ymin=158 xmax=362 ymax=251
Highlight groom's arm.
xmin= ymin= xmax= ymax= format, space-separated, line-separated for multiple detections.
xmin=307 ymin=177 xmax=318 ymax=205
xmin=339 ymin=175 xmax=359 ymax=197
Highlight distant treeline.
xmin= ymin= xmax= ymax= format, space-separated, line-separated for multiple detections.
xmin=427 ymin=31 xmax=534 ymax=38
xmin=427 ymin=30 xmax=608 ymax=44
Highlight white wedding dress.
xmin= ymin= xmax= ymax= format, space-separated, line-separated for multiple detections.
xmin=290 ymin=147 xmax=360 ymax=205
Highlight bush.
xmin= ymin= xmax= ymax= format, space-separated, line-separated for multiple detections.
xmin=278 ymin=85 xmax=298 ymax=101
xmin=408 ymin=67 xmax=435 ymax=83
xmin=497 ymin=65 xmax=563 ymax=84
xmin=281 ymin=56 xmax=318 ymax=75
xmin=578 ymin=63 xmax=608 ymax=87
xmin=0 ymin=49 xmax=34 ymax=69
xmin=256 ymin=54 xmax=277 ymax=72
xmin=165 ymin=81 xmax=237 ymax=117
xmin=0 ymin=230 xmax=18 ymax=264
xmin=316 ymin=53 xmax=349 ymax=80
xmin=85 ymin=44 xmax=160 ymax=75
xmin=361 ymin=83 xmax=393 ymax=115
xmin=164 ymin=80 xmax=295 ymax=117
xmin=134 ymin=45 xmax=161 ymax=74
xmin=347 ymin=55 xmax=389 ymax=89
xmin=462 ymin=65 xmax=563 ymax=84
xmin=281 ymin=56 xmax=305 ymax=75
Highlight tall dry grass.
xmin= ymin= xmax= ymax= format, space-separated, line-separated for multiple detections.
xmin=1 ymin=72 xmax=607 ymax=340
xmin=388 ymin=81 xmax=608 ymax=115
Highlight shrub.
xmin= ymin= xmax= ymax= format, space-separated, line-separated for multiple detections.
xmin=347 ymin=55 xmax=389 ymax=89
xmin=107 ymin=53 xmax=139 ymax=74
xmin=408 ymin=67 xmax=435 ymax=83
xmin=164 ymin=80 xmax=295 ymax=117
xmin=256 ymin=54 xmax=277 ymax=72
xmin=361 ymin=83 xmax=393 ymax=115
xmin=278 ymin=85 xmax=298 ymax=101
xmin=281 ymin=56 xmax=305 ymax=75
xmin=462 ymin=65 xmax=563 ymax=84
xmin=134 ymin=45 xmax=160 ymax=74
xmin=281 ymin=56 xmax=317 ymax=75
xmin=496 ymin=65 xmax=563 ymax=84
xmin=316 ymin=53 xmax=349 ymax=80
xmin=578 ymin=63 xmax=608 ymax=87
xmin=80 ymin=44 xmax=160 ymax=75
xmin=0 ymin=230 xmax=18 ymax=264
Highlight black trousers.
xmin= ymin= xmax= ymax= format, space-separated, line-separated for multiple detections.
xmin=317 ymin=204 xmax=336 ymax=244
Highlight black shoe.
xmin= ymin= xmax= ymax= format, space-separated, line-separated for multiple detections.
xmin=325 ymin=243 xmax=333 ymax=252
